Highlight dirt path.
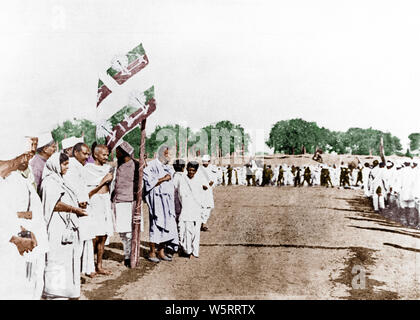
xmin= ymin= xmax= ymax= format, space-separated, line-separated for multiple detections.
xmin=81 ymin=186 xmax=420 ymax=300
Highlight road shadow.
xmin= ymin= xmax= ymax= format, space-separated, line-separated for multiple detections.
xmin=201 ymin=243 xmax=357 ymax=250
xmin=103 ymin=248 xmax=124 ymax=262
xmin=83 ymin=259 xmax=160 ymax=300
xmin=332 ymin=246 xmax=399 ymax=300
xmin=383 ymin=242 xmax=420 ymax=254
xmin=350 ymin=225 xmax=420 ymax=240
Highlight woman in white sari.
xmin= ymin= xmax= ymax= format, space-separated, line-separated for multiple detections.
xmin=40 ymin=153 xmax=87 ymax=300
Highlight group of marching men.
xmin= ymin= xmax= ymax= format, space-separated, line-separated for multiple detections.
xmin=214 ymin=158 xmax=420 ymax=228
xmin=213 ymin=161 xmax=363 ymax=188
xmin=0 ymin=132 xmax=217 ymax=300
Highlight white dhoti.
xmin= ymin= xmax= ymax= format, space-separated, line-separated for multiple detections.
xmin=89 ymin=193 xmax=114 ymax=238
xmin=114 ymin=202 xmax=133 ymax=233
xmin=114 ymin=202 xmax=134 ymax=260
xmin=24 ymin=247 xmax=47 ymax=300
xmin=372 ymin=193 xmax=385 ymax=211
xmin=178 ymin=221 xmax=201 ymax=257
xmin=0 ymin=245 xmax=31 ymax=300
xmin=201 ymin=208 xmax=212 ymax=224
xmin=80 ymin=240 xmax=95 ymax=275
xmin=79 ymin=204 xmax=96 ymax=275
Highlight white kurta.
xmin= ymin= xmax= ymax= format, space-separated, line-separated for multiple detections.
xmin=197 ymin=165 xmax=216 ymax=208
xmin=0 ymin=177 xmax=29 ymax=300
xmin=6 ymin=170 xmax=49 ymax=299
xmin=65 ymin=158 xmax=97 ymax=275
xmin=178 ymin=174 xmax=204 ymax=257
xmin=398 ymin=167 xmax=416 ymax=208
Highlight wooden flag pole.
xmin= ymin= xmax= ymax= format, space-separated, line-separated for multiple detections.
xmin=130 ymin=118 xmax=147 ymax=268
xmin=380 ymin=136 xmax=386 ymax=164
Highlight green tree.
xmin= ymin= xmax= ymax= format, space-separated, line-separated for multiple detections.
xmin=266 ymin=119 xmax=402 ymax=156
xmin=201 ymin=120 xmax=250 ymax=156
xmin=408 ymin=133 xmax=420 ymax=152
xmin=266 ymin=118 xmax=324 ymax=154
xmin=52 ymin=118 xmax=97 ymax=149
xmin=342 ymin=128 xmax=402 ymax=156
xmin=145 ymin=124 xmax=191 ymax=158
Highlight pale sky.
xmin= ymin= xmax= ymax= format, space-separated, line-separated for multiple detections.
xmin=1 ymin=0 xmax=420 ymax=152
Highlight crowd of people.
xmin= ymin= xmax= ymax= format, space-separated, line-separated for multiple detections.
xmin=214 ymin=159 xmax=420 ymax=228
xmin=1 ymin=131 xmax=420 ymax=300
xmin=0 ymin=133 xmax=217 ymax=300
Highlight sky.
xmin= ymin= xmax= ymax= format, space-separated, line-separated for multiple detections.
xmin=1 ymin=0 xmax=420 ymax=153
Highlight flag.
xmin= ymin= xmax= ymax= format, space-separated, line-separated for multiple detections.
xmin=97 ymin=86 xmax=156 ymax=151
xmin=106 ymin=43 xmax=149 ymax=85
xmin=97 ymin=79 xmax=112 ymax=107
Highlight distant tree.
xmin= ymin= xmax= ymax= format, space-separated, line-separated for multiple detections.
xmin=266 ymin=119 xmax=402 ymax=156
xmin=266 ymin=118 xmax=324 ymax=154
xmin=201 ymin=120 xmax=250 ymax=156
xmin=145 ymin=124 xmax=190 ymax=158
xmin=408 ymin=133 xmax=420 ymax=152
xmin=342 ymin=128 xmax=402 ymax=156
xmin=52 ymin=118 xmax=96 ymax=150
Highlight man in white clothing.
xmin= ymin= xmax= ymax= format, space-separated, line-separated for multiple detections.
xmin=371 ymin=162 xmax=386 ymax=212
xmin=178 ymin=161 xmax=204 ymax=258
xmin=64 ymin=142 xmax=96 ymax=277
xmin=197 ymin=154 xmax=216 ymax=232
xmin=84 ymin=144 xmax=114 ymax=275
xmin=0 ymin=135 xmax=40 ymax=299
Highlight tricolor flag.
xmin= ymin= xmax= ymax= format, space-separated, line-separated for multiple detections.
xmin=106 ymin=43 xmax=149 ymax=85
xmin=96 ymin=79 xmax=112 ymax=107
xmin=97 ymin=86 xmax=156 ymax=151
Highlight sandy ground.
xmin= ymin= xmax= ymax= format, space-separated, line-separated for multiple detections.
xmin=80 ymin=185 xmax=420 ymax=300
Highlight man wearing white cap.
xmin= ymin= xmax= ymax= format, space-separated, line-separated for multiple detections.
xmin=0 ymin=135 xmax=40 ymax=299
xmin=64 ymin=142 xmax=95 ymax=277
xmin=62 ymin=136 xmax=84 ymax=157
xmin=197 ymin=154 xmax=217 ymax=231
xmin=6 ymin=141 xmax=50 ymax=299
xmin=30 ymin=132 xmax=56 ymax=194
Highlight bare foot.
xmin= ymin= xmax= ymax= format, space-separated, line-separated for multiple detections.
xmin=96 ymin=268 xmax=112 ymax=275
xmin=87 ymin=272 xmax=97 ymax=278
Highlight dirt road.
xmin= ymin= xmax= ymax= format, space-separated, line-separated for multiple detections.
xmin=81 ymin=186 xmax=420 ymax=300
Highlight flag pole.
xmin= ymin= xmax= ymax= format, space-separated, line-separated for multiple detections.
xmin=130 ymin=118 xmax=147 ymax=268
xmin=380 ymin=136 xmax=386 ymax=164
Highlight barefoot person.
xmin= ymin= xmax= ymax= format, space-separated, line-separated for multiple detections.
xmin=84 ymin=144 xmax=114 ymax=275
xmin=41 ymin=152 xmax=87 ymax=300
xmin=178 ymin=161 xmax=205 ymax=259
xmin=143 ymin=145 xmax=178 ymax=263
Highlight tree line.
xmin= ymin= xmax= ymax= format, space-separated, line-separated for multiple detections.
xmin=266 ymin=118 xmax=405 ymax=156
xmin=52 ymin=117 xmax=250 ymax=159
xmin=51 ymin=115 xmax=416 ymax=159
